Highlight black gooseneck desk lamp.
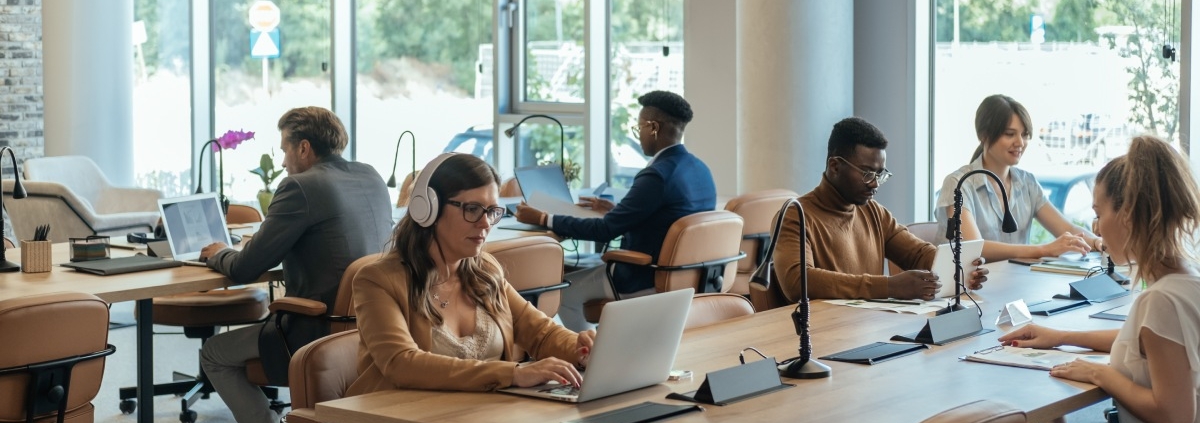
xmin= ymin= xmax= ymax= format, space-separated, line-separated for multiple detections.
xmin=941 ymin=168 xmax=1017 ymax=315
xmin=194 ymin=139 xmax=229 ymax=213
xmin=386 ymin=130 xmax=416 ymax=188
xmin=505 ymin=114 xmax=566 ymax=175
xmin=748 ymin=197 xmax=831 ymax=379
xmin=0 ymin=146 xmax=27 ymax=272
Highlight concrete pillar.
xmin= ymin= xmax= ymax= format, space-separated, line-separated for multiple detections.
xmin=684 ymin=0 xmax=739 ymax=196
xmin=43 ymin=0 xmax=135 ymax=186
xmin=738 ymin=0 xmax=854 ymax=195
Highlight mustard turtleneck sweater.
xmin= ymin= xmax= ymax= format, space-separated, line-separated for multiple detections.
xmin=773 ymin=176 xmax=936 ymax=300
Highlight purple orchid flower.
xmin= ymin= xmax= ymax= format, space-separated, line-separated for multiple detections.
xmin=213 ymin=129 xmax=255 ymax=151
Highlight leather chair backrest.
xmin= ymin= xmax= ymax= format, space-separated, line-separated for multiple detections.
xmin=723 ymin=189 xmax=799 ymax=294
xmin=920 ymin=399 xmax=1027 ymax=423
xmin=748 ymin=208 xmax=795 ymax=312
xmin=395 ymin=171 xmax=419 ymax=208
xmin=287 ymin=330 xmax=361 ymax=410
xmin=0 ymin=292 xmax=109 ymax=422
xmin=685 ymin=293 xmax=754 ymax=330
xmin=655 ymin=211 xmax=744 ymax=294
xmin=484 ymin=236 xmax=565 ymax=317
xmin=499 ymin=177 xmax=523 ymax=198
xmin=907 ymin=221 xmax=942 ymax=245
xmin=226 ymin=204 xmax=263 ymax=224
xmin=331 ymin=254 xmax=385 ymax=334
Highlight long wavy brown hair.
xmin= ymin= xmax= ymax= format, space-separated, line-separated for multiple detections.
xmin=390 ymin=154 xmax=505 ymax=325
xmin=1096 ymin=135 xmax=1200 ymax=282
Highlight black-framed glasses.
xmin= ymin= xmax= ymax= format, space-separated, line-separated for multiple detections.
xmin=446 ymin=200 xmax=505 ymax=225
xmin=833 ymin=156 xmax=892 ymax=185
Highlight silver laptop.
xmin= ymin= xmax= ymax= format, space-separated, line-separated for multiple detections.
xmin=514 ymin=164 xmax=575 ymax=204
xmin=499 ymin=288 xmax=693 ymax=403
xmin=156 ymin=193 xmax=232 ymax=265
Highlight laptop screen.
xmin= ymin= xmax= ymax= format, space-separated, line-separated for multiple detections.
xmin=157 ymin=193 xmax=232 ymax=261
xmin=514 ymin=165 xmax=573 ymax=203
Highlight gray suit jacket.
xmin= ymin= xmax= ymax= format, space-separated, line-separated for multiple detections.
xmin=208 ymin=155 xmax=394 ymax=310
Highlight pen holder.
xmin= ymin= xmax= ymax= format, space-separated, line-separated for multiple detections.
xmin=69 ymin=236 xmax=110 ymax=262
xmin=20 ymin=240 xmax=51 ymax=273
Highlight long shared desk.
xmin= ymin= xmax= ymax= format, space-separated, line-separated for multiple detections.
xmin=317 ymin=262 xmax=1132 ymax=423
xmin=0 ymin=243 xmax=283 ymax=423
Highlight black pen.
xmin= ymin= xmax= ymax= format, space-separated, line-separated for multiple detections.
xmin=864 ymin=299 xmax=922 ymax=306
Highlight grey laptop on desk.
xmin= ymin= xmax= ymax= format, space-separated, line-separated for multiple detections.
xmin=499 ymin=288 xmax=693 ymax=403
xmin=499 ymin=165 xmax=576 ymax=231
xmin=156 ymin=193 xmax=232 ymax=264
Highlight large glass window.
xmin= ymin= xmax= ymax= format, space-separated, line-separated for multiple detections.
xmin=133 ymin=0 xmax=192 ymax=197
xmin=609 ymin=0 xmax=682 ymax=188
xmin=212 ymin=0 xmax=331 ymax=206
xmin=523 ymin=0 xmax=584 ymax=103
xmin=355 ymin=0 xmax=494 ymax=205
xmin=931 ymin=0 xmax=1179 ymax=235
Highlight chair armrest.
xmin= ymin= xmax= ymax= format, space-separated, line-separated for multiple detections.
xmin=268 ymin=298 xmax=327 ymax=317
xmin=601 ymin=250 xmax=652 ymax=266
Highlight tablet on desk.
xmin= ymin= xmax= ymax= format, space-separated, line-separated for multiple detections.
xmin=932 ymin=240 xmax=984 ymax=298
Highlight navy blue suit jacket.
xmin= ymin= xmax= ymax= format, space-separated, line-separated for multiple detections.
xmin=550 ymin=144 xmax=716 ymax=293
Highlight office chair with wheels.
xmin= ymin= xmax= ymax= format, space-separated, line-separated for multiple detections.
xmin=585 ymin=211 xmax=745 ymax=323
xmin=0 ymin=292 xmax=115 ymax=423
xmin=723 ymin=189 xmax=799 ymax=297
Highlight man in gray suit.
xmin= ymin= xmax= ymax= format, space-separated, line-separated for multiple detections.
xmin=198 ymin=106 xmax=393 ymax=423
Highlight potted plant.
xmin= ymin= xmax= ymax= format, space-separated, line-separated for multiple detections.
xmin=250 ymin=152 xmax=284 ymax=215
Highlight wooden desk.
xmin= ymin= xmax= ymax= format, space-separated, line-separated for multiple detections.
xmin=0 ymin=244 xmax=281 ymax=423
xmin=317 ymin=262 xmax=1132 ymax=423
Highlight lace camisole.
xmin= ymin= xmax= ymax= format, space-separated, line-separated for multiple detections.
xmin=430 ymin=306 xmax=504 ymax=361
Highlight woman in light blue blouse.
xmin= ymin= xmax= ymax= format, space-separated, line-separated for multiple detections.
xmin=935 ymin=94 xmax=1100 ymax=262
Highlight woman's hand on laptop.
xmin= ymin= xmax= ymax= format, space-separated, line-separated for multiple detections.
xmin=199 ymin=242 xmax=228 ymax=261
xmin=576 ymin=329 xmax=596 ymax=368
xmin=576 ymin=196 xmax=614 ymax=214
xmin=512 ymin=357 xmax=583 ymax=388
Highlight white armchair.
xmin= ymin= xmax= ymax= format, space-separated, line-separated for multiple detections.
xmin=0 ymin=156 xmax=162 ymax=242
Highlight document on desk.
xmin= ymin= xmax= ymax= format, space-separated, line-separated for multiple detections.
xmin=825 ymin=299 xmax=950 ymax=314
xmin=528 ymin=191 xmax=604 ymax=219
xmin=964 ymin=345 xmax=1109 ymax=371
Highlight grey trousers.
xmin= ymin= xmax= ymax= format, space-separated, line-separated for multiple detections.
xmin=558 ymin=265 xmax=654 ymax=332
xmin=199 ymin=324 xmax=279 ymax=423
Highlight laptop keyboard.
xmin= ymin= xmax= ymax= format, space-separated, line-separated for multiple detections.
xmin=538 ymin=385 xmax=580 ymax=396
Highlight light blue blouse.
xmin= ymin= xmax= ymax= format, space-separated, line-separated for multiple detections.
xmin=934 ymin=159 xmax=1047 ymax=245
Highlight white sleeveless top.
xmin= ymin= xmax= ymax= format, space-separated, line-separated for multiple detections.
xmin=1111 ymin=273 xmax=1200 ymax=422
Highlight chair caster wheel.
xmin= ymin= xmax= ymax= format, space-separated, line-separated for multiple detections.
xmin=118 ymin=399 xmax=137 ymax=414
xmin=179 ymin=410 xmax=197 ymax=423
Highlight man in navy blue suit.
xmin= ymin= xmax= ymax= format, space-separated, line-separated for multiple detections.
xmin=516 ymin=90 xmax=716 ymax=331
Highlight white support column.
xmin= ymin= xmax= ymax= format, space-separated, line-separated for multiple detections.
xmin=738 ymin=0 xmax=854 ymax=195
xmin=43 ymin=0 xmax=135 ymax=185
xmin=332 ymin=0 xmax=355 ymax=157
xmin=684 ymin=0 xmax=740 ymax=196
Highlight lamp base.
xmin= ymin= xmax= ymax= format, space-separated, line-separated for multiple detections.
xmin=1109 ymin=271 xmax=1131 ymax=285
xmin=0 ymin=259 xmax=20 ymax=272
xmin=936 ymin=303 xmax=967 ymax=315
xmin=778 ymin=357 xmax=831 ymax=379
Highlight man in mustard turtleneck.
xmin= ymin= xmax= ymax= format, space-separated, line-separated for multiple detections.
xmin=773 ymin=117 xmax=988 ymax=301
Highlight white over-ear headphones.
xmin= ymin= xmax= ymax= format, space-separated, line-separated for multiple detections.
xmin=409 ymin=153 xmax=457 ymax=227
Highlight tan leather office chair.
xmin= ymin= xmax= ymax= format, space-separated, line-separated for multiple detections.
xmin=723 ymin=189 xmax=799 ymax=296
xmin=283 ymin=330 xmax=361 ymax=423
xmin=484 ymin=236 xmax=570 ymax=318
xmin=226 ymin=204 xmax=264 ymax=225
xmin=920 ymin=399 xmax=1026 ymax=423
xmin=586 ymin=211 xmax=746 ymax=322
xmin=395 ymin=171 xmax=419 ymax=207
xmin=748 ymin=208 xmax=795 ymax=312
xmin=499 ymin=177 xmax=523 ymax=198
xmin=0 ymin=292 xmax=115 ymax=423
xmin=685 ymin=293 xmax=754 ymax=330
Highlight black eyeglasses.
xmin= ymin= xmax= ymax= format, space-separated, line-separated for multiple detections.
xmin=833 ymin=156 xmax=893 ymax=185
xmin=445 ymin=200 xmax=505 ymax=225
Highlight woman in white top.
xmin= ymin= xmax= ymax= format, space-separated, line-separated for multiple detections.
xmin=999 ymin=135 xmax=1200 ymax=423
xmin=935 ymin=94 xmax=1100 ymax=262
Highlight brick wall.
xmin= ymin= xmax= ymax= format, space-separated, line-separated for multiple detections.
xmin=0 ymin=0 xmax=40 ymax=172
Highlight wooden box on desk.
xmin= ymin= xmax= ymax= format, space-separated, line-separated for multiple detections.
xmin=20 ymin=240 xmax=51 ymax=273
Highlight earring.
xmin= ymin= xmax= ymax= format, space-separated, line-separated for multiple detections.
xmin=652 ymin=130 xmax=658 ymax=141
